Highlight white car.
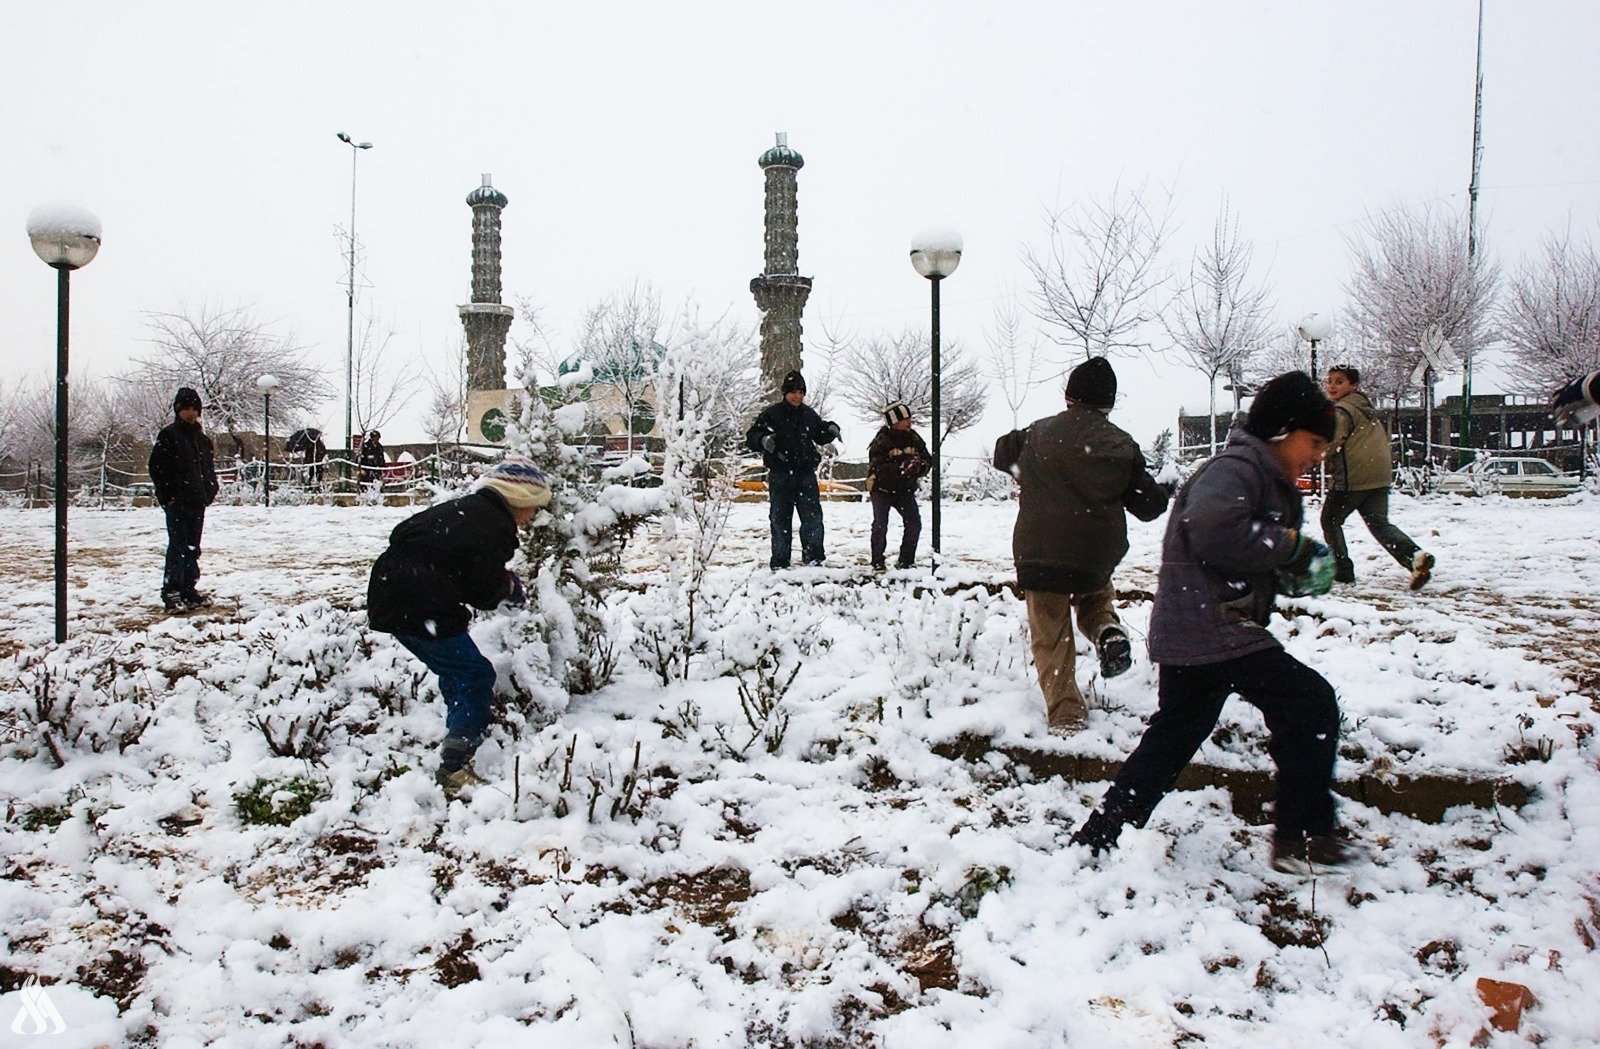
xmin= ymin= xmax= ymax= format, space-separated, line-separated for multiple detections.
xmin=1435 ymin=456 xmax=1582 ymax=497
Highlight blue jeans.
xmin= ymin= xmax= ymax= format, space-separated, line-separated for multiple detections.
xmin=394 ymin=632 xmax=496 ymax=746
xmin=161 ymin=504 xmax=205 ymax=598
xmin=768 ymin=468 xmax=824 ymax=568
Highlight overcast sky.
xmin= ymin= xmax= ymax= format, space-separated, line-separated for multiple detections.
xmin=5 ymin=1 xmax=1598 ymax=462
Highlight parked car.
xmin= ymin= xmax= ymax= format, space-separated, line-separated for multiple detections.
xmin=1435 ymin=456 xmax=1582 ymax=497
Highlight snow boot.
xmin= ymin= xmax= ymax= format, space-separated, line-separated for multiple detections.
xmin=161 ymin=591 xmax=186 ymax=613
xmin=1333 ymin=557 xmax=1355 ymax=584
xmin=1408 ymin=551 xmax=1435 ymax=591
xmin=181 ymin=590 xmax=213 ymax=609
xmin=1270 ymin=834 xmax=1367 ymax=875
xmin=1096 ymin=626 xmax=1133 ymax=679
xmin=436 ymin=765 xmax=490 ymax=798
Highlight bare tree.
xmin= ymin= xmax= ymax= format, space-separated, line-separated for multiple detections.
xmin=1343 ymin=204 xmax=1499 ymax=401
xmin=350 ymin=310 xmax=421 ymax=437
xmin=667 ymin=307 xmax=765 ymax=460
xmin=134 ymin=303 xmax=332 ymax=454
xmin=1021 ymin=180 xmax=1176 ymax=364
xmin=985 ymin=292 xmax=1044 ymax=428
xmin=1497 ymin=229 xmax=1600 ymax=396
xmin=421 ymin=339 xmax=470 ymax=448
xmin=576 ymin=280 xmax=667 ymax=454
xmin=509 ymin=294 xmax=561 ymax=391
xmin=1163 ymin=200 xmax=1276 ymax=454
xmin=830 ymin=326 xmax=987 ymax=438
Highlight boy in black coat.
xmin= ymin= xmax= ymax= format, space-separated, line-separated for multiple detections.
xmin=744 ymin=370 xmax=841 ymax=569
xmin=147 ymin=387 xmax=219 ymax=611
xmin=865 ymin=402 xmax=931 ymax=570
xmin=368 ymin=456 xmax=551 ymax=794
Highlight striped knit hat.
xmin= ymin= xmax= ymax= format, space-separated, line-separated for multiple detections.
xmin=477 ymin=455 xmax=552 ymax=510
xmin=883 ymin=401 xmax=912 ymax=425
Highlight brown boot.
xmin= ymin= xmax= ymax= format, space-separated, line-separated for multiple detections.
xmin=1408 ymin=551 xmax=1435 ymax=591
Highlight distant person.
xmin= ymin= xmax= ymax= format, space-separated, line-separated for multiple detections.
xmin=1072 ymin=372 xmax=1360 ymax=875
xmin=367 ymin=456 xmax=551 ymax=796
xmin=992 ymin=357 xmax=1168 ymax=734
xmin=359 ymin=430 xmax=387 ymax=486
xmin=1550 ymin=370 xmax=1600 ymax=427
xmin=745 ymin=370 xmax=841 ymax=569
xmin=147 ymin=387 xmax=219 ymax=612
xmin=286 ymin=427 xmax=327 ymax=485
xmin=1320 ymin=366 xmax=1434 ymax=590
xmin=865 ymin=402 xmax=931 ymax=571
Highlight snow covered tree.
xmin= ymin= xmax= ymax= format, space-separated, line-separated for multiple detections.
xmin=575 ymin=280 xmax=667 ymax=454
xmin=133 ymin=303 xmax=331 ymax=454
xmin=1497 ymin=230 xmax=1600 ymax=397
xmin=984 ymin=292 xmax=1044 ymax=428
xmin=1343 ymin=204 xmax=1499 ymax=398
xmin=1163 ymin=201 xmax=1275 ymax=455
xmin=830 ymin=326 xmax=987 ymax=437
xmin=1022 ymin=180 xmax=1176 ymax=364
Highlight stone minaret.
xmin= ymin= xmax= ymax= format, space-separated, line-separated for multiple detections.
xmin=749 ymin=133 xmax=813 ymax=388
xmin=459 ymin=174 xmax=515 ymax=392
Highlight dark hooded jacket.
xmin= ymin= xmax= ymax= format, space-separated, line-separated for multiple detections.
xmin=993 ymin=403 xmax=1168 ymax=593
xmin=367 ymin=488 xmax=518 ymax=637
xmin=745 ymin=400 xmax=838 ymax=474
xmin=147 ymin=415 xmax=218 ymax=509
xmin=867 ymin=426 xmax=931 ymax=494
xmin=1146 ymin=427 xmax=1304 ymax=666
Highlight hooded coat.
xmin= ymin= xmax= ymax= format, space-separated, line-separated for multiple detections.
xmin=367 ymin=488 xmax=518 ymax=637
xmin=993 ymin=403 xmax=1168 ymax=594
xmin=1146 ymin=427 xmax=1304 ymax=666
xmin=147 ymin=414 xmax=218 ymax=509
xmin=1326 ymin=390 xmax=1393 ymax=492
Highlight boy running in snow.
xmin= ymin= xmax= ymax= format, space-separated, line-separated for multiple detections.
xmin=367 ymin=456 xmax=550 ymax=795
xmin=1072 ymin=372 xmax=1362 ymax=874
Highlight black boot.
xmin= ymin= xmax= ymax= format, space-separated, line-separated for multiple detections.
xmin=1333 ymin=557 xmax=1355 ymax=584
xmin=1096 ymin=627 xmax=1133 ymax=678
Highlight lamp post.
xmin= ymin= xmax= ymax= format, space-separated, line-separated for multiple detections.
xmin=909 ymin=229 xmax=963 ymax=565
xmin=256 ymin=373 xmax=281 ymax=507
xmin=336 ymin=131 xmax=373 ymax=472
xmin=1295 ymin=312 xmax=1333 ymax=381
xmin=26 ymin=203 xmax=102 ymax=645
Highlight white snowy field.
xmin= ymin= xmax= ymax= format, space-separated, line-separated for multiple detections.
xmin=0 ymin=493 xmax=1597 ymax=1047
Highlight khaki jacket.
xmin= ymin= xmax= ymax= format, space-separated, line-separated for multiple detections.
xmin=1327 ymin=390 xmax=1392 ymax=492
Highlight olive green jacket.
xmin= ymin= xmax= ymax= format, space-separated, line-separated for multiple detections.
xmin=1327 ymin=390 xmax=1392 ymax=492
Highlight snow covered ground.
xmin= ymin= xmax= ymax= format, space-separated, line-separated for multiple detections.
xmin=1 ymin=492 xmax=1597 ymax=1047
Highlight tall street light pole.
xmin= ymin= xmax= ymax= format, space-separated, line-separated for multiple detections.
xmin=1296 ymin=312 xmax=1334 ymax=497
xmin=336 ymin=131 xmax=373 ymax=470
xmin=27 ymin=203 xmax=102 ymax=644
xmin=910 ymin=229 xmax=963 ymax=566
xmin=257 ymin=373 xmax=281 ymax=507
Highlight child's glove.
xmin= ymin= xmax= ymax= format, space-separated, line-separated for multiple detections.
xmin=1550 ymin=371 xmax=1600 ymax=427
xmin=761 ymin=434 xmax=778 ymax=455
xmin=820 ymin=422 xmax=842 ymax=444
xmin=506 ymin=571 xmax=527 ymax=607
xmin=1277 ymin=534 xmax=1334 ymax=597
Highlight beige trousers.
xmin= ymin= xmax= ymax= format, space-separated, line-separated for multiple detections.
xmin=1025 ymin=585 xmax=1120 ymax=727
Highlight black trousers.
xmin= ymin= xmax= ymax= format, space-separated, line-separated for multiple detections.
xmin=161 ymin=504 xmax=206 ymax=598
xmin=869 ymin=489 xmax=921 ymax=567
xmin=767 ymin=468 xmax=824 ymax=568
xmin=1075 ymin=647 xmax=1340 ymax=849
xmin=1320 ymin=487 xmax=1419 ymax=568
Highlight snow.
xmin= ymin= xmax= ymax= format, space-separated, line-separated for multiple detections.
xmin=24 ymin=201 xmax=102 ymax=240
xmin=910 ymin=227 xmax=964 ymax=254
xmin=0 ymin=493 xmax=1597 ymax=1045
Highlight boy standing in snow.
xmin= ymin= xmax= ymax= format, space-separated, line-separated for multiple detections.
xmin=147 ymin=386 xmax=220 ymax=611
xmin=745 ymin=370 xmax=842 ymax=569
xmin=367 ymin=456 xmax=551 ymax=795
xmin=1071 ymin=372 xmax=1359 ymax=874
xmin=993 ymin=357 xmax=1168 ymax=734
xmin=1320 ymin=366 xmax=1434 ymax=589
xmin=865 ymin=402 xmax=931 ymax=571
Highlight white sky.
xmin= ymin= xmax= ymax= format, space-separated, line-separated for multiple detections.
xmin=5 ymin=1 xmax=1598 ymax=461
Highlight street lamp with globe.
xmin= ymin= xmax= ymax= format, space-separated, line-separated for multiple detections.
xmin=909 ymin=229 xmax=962 ymax=564
xmin=256 ymin=374 xmax=282 ymax=507
xmin=27 ymin=202 xmax=102 ymax=644
xmin=1296 ymin=312 xmax=1334 ymax=380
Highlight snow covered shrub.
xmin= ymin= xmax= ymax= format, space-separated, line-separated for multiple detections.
xmin=515 ymin=732 xmax=653 ymax=822
xmin=232 ymin=775 xmax=328 ymax=827
xmin=947 ymin=465 xmax=1017 ymax=502
xmin=630 ymin=319 xmax=750 ymax=684
xmin=716 ymin=623 xmax=820 ymax=758
xmin=13 ymin=643 xmax=157 ymax=767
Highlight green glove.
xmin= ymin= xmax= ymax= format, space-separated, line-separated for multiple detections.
xmin=1278 ymin=535 xmax=1335 ymax=597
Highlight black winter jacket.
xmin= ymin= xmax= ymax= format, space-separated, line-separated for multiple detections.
xmin=367 ymin=488 xmax=519 ymax=638
xmin=745 ymin=401 xmax=838 ymax=474
xmin=867 ymin=426 xmax=931 ymax=494
xmin=147 ymin=418 xmax=218 ymax=509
